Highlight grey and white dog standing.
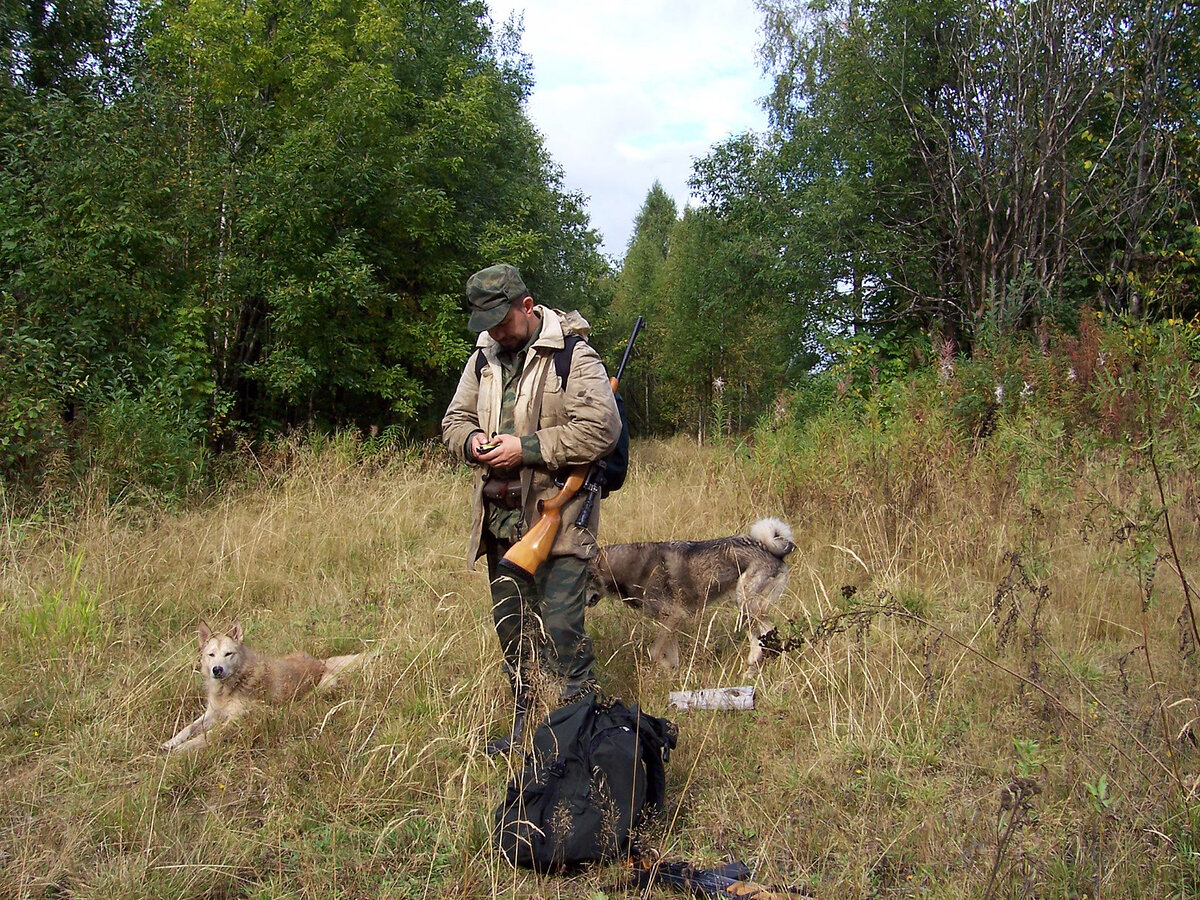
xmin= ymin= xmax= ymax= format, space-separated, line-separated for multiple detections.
xmin=587 ymin=517 xmax=796 ymax=669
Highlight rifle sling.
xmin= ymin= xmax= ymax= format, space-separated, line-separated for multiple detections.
xmin=518 ymin=352 xmax=555 ymax=511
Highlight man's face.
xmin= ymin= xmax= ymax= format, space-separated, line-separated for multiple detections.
xmin=487 ymin=297 xmax=536 ymax=350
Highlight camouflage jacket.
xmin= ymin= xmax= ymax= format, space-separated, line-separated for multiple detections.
xmin=441 ymin=307 xmax=621 ymax=568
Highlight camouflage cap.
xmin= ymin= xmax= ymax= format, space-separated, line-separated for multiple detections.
xmin=466 ymin=264 xmax=529 ymax=333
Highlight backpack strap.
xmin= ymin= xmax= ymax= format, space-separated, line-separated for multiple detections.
xmin=475 ymin=337 xmax=578 ymax=390
xmin=554 ymin=336 xmax=581 ymax=391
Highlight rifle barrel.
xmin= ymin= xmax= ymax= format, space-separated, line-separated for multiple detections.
xmin=613 ymin=316 xmax=644 ymax=387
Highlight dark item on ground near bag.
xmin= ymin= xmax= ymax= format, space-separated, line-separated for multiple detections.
xmin=629 ymin=856 xmax=812 ymax=898
xmin=492 ymin=692 xmax=676 ymax=871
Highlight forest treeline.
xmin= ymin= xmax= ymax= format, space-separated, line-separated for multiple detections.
xmin=2 ymin=0 xmax=1198 ymax=497
xmin=607 ymin=0 xmax=1198 ymax=439
xmin=1 ymin=0 xmax=608 ymax=493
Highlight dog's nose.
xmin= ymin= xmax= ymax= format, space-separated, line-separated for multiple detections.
xmin=211 ymin=665 xmax=224 ymax=678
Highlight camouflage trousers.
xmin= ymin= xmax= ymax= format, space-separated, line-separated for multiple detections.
xmin=484 ymin=534 xmax=596 ymax=710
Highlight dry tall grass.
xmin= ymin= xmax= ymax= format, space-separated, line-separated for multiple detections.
xmin=1 ymin=432 xmax=1198 ymax=898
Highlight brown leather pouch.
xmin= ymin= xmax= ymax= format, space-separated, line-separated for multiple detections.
xmin=482 ymin=477 xmax=523 ymax=509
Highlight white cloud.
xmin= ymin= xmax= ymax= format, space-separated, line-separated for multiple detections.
xmin=487 ymin=0 xmax=771 ymax=258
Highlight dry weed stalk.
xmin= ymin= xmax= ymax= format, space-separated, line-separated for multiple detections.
xmin=990 ymin=551 xmax=1048 ymax=663
xmin=982 ymin=776 xmax=1042 ymax=900
xmin=1144 ymin=380 xmax=1200 ymax=654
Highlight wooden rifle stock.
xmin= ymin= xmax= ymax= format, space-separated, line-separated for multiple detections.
xmin=498 ymin=466 xmax=588 ymax=581
xmin=498 ymin=316 xmax=644 ymax=582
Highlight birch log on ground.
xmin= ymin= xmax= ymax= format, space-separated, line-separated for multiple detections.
xmin=667 ymin=686 xmax=755 ymax=711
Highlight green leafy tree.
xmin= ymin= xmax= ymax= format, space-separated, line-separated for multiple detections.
xmin=0 ymin=0 xmax=129 ymax=98
xmin=140 ymin=0 xmax=606 ymax=435
xmin=1073 ymin=0 xmax=1200 ymax=319
xmin=750 ymin=0 xmax=1200 ymax=352
xmin=608 ymin=182 xmax=677 ymax=433
xmin=691 ymin=131 xmax=821 ymax=378
xmin=756 ymin=0 xmax=943 ymax=343
xmin=0 ymin=0 xmax=609 ymax=492
xmin=652 ymin=203 xmax=793 ymax=440
xmin=0 ymin=90 xmax=185 ymax=483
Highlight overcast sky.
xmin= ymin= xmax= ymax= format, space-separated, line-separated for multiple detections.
xmin=486 ymin=1 xmax=773 ymax=260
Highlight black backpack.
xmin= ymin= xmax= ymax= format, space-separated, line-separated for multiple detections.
xmin=472 ymin=336 xmax=631 ymax=496
xmin=492 ymin=693 xmax=676 ymax=871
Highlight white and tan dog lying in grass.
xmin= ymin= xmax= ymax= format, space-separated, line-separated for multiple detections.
xmin=162 ymin=620 xmax=361 ymax=753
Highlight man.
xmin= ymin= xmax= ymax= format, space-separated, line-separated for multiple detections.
xmin=442 ymin=264 xmax=621 ymax=753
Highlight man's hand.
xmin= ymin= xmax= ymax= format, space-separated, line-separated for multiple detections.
xmin=472 ymin=432 xmax=523 ymax=470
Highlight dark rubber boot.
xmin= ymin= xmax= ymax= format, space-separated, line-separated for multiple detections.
xmin=485 ymin=710 xmax=525 ymax=756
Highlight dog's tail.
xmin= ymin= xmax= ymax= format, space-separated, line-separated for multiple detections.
xmin=749 ymin=517 xmax=796 ymax=558
xmin=317 ymin=653 xmax=364 ymax=691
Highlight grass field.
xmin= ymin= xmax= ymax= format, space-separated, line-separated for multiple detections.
xmin=2 ymin=432 xmax=1198 ymax=898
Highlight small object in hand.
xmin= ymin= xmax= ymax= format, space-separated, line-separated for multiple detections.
xmin=478 ymin=440 xmax=500 ymax=453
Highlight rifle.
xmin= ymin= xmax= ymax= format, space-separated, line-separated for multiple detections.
xmin=498 ymin=316 xmax=644 ymax=582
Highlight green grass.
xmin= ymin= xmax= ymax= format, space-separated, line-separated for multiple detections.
xmin=2 ymin=422 xmax=1199 ymax=898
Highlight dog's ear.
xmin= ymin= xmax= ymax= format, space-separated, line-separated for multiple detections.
xmin=198 ymin=620 xmax=212 ymax=645
xmin=228 ymin=619 xmax=243 ymax=642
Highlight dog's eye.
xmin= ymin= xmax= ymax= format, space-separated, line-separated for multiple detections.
xmin=224 ymin=651 xmax=233 ymax=657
